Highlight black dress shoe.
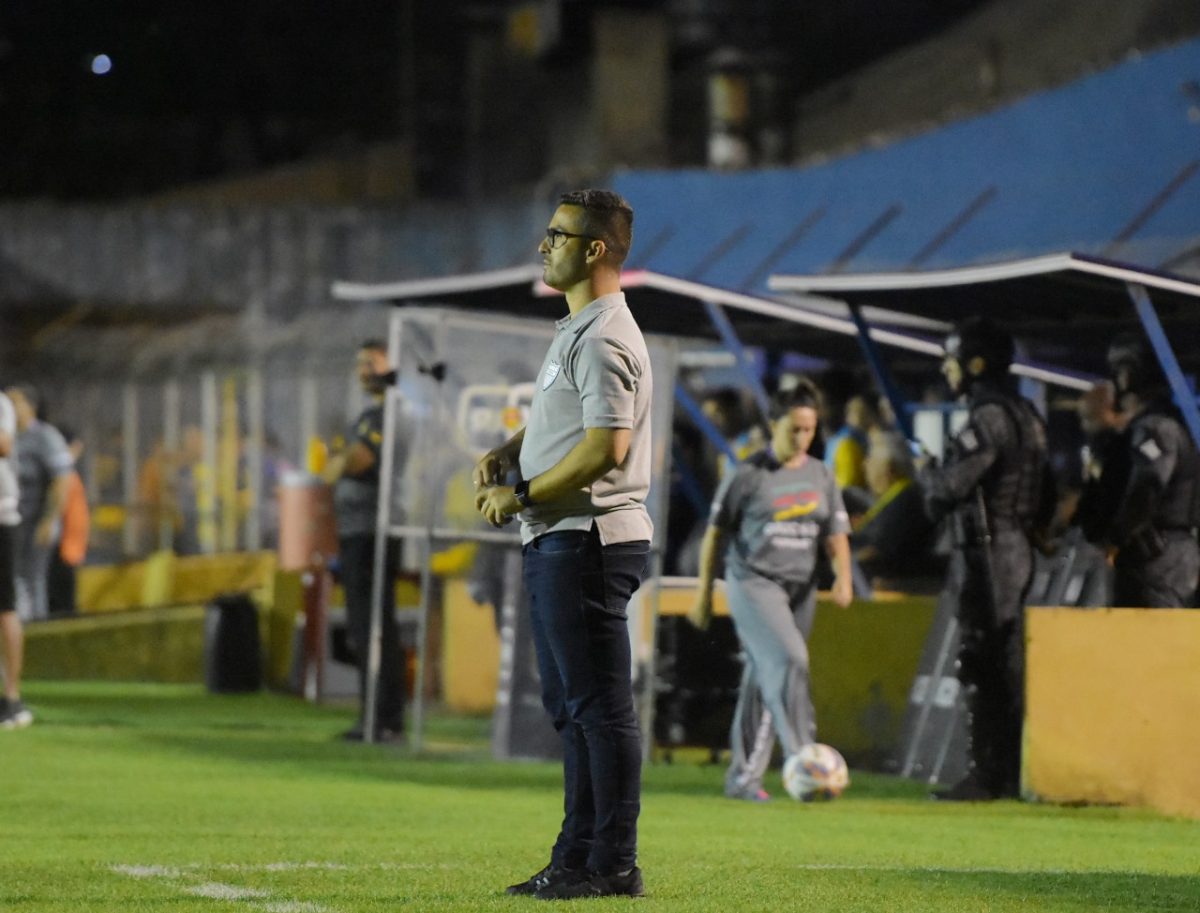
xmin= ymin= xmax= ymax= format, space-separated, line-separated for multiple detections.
xmin=534 ymin=866 xmax=645 ymax=900
xmin=505 ymin=863 xmax=582 ymax=896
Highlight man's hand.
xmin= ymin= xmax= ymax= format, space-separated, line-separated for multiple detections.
xmin=831 ymin=574 xmax=853 ymax=608
xmin=686 ymin=593 xmax=713 ymax=631
xmin=472 ymin=449 xmax=514 ymax=490
xmin=475 ymin=484 xmax=521 ymax=528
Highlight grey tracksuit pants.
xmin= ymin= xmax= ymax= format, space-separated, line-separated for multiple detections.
xmin=724 ymin=572 xmax=817 ymax=796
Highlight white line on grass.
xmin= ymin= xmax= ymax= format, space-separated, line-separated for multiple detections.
xmin=188 ymin=883 xmax=272 ymax=901
xmin=110 ymin=865 xmax=334 ymax=913
xmin=112 ymin=864 xmax=184 ymax=878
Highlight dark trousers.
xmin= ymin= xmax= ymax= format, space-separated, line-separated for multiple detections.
xmin=1114 ymin=531 xmax=1199 ymax=608
xmin=955 ymin=530 xmax=1032 ymax=796
xmin=523 ymin=528 xmax=649 ymax=875
xmin=339 ymin=534 xmax=406 ymax=730
xmin=47 ymin=544 xmax=77 ymax=616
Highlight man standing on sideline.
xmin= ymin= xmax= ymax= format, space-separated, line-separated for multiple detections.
xmin=323 ymin=341 xmax=407 ymax=743
xmin=5 ymin=387 xmax=72 ymax=622
xmin=474 ymin=190 xmax=652 ymax=900
xmin=919 ymin=318 xmax=1054 ymax=802
xmin=0 ymin=390 xmax=33 ymax=728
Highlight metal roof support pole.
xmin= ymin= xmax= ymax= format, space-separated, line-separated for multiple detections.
xmin=701 ymin=299 xmax=773 ymax=425
xmin=365 ymin=307 xmax=405 ymax=746
xmin=1126 ymin=282 xmax=1200 ymax=447
xmin=673 ymin=381 xmax=738 ymax=464
xmin=845 ymin=301 xmax=915 ymax=442
xmin=121 ymin=382 xmax=139 ymax=558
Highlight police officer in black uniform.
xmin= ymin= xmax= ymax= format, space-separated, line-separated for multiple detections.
xmin=920 ymin=317 xmax=1054 ymax=801
xmin=1079 ymin=333 xmax=1200 ymax=607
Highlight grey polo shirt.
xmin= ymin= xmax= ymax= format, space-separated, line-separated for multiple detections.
xmin=518 ymin=292 xmax=654 ymax=546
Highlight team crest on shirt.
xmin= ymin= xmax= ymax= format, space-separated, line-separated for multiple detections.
xmin=542 ymin=361 xmax=562 ymax=389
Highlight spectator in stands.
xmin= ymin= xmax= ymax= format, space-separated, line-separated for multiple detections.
xmin=700 ymin=386 xmax=764 ymax=476
xmin=48 ymin=426 xmax=89 ymax=616
xmin=824 ymin=393 xmax=878 ymax=515
xmin=5 ymin=386 xmax=73 ymax=622
xmin=852 ymin=428 xmax=939 ymax=587
xmin=0 ymin=389 xmax=33 ymax=729
xmin=1078 ymin=334 xmax=1199 ymax=607
xmin=688 ymin=380 xmax=853 ymax=802
xmin=322 ymin=339 xmax=408 ymax=743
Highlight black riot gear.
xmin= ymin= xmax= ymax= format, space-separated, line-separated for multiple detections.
xmin=1084 ymin=331 xmax=1200 ymax=606
xmin=919 ymin=374 xmax=1054 ymax=800
xmin=944 ymin=317 xmax=1015 ymax=386
xmin=1106 ymin=331 xmax=1166 ymax=401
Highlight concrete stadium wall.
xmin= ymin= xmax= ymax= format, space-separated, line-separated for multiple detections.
xmin=1025 ymin=607 xmax=1200 ymax=819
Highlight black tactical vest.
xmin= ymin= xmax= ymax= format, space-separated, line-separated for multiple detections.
xmin=1132 ymin=409 xmax=1200 ymax=530
xmin=970 ymin=391 xmax=1048 ymax=528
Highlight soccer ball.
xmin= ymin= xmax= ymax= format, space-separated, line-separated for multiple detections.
xmin=783 ymin=743 xmax=850 ymax=801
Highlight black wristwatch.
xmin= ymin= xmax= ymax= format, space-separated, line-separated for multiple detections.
xmin=514 ymin=478 xmax=536 ymax=508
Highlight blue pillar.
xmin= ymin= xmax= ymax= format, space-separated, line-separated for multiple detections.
xmin=1126 ymin=282 xmax=1200 ymax=447
xmin=845 ymin=301 xmax=915 ymax=442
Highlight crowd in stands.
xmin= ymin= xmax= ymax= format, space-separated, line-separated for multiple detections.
xmin=665 ymin=357 xmax=1199 ymax=609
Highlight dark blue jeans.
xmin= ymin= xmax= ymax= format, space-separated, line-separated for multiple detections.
xmin=523 ymin=527 xmax=649 ymax=875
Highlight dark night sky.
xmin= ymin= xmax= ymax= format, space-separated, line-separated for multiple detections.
xmin=0 ymin=0 xmax=990 ymax=201
xmin=0 ymin=1 xmax=404 ymax=198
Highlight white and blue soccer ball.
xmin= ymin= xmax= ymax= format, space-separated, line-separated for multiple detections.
xmin=783 ymin=743 xmax=850 ymax=801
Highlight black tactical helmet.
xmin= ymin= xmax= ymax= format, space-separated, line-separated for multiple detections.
xmin=1106 ymin=331 xmax=1164 ymax=398
xmin=944 ymin=316 xmax=1014 ymax=381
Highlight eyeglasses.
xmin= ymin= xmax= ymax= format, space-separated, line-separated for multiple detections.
xmin=544 ymin=227 xmax=595 ymax=250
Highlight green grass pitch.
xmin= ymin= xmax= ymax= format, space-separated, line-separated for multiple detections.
xmin=3 ymin=681 xmax=1197 ymax=912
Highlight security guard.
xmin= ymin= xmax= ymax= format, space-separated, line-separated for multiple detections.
xmin=1081 ymin=333 xmax=1200 ymax=607
xmin=920 ymin=317 xmax=1054 ymax=801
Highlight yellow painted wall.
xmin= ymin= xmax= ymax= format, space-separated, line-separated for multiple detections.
xmin=439 ymin=574 xmax=937 ymax=761
xmin=648 ymin=582 xmax=937 ymax=760
xmin=77 ymin=551 xmax=277 ymax=613
xmin=441 ymin=579 xmax=501 ymax=712
xmin=1026 ymin=607 xmax=1200 ymax=819
xmin=25 ymin=606 xmax=209 ymax=682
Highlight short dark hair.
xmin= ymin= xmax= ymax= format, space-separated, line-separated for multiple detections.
xmin=360 ymin=338 xmax=387 ymax=353
xmin=559 ymin=189 xmax=634 ymax=265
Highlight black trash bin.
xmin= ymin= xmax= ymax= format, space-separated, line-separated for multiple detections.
xmin=204 ymin=593 xmax=263 ymax=693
